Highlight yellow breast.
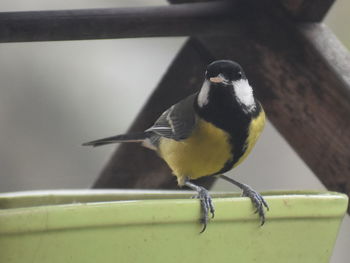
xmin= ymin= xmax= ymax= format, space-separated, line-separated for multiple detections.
xmin=233 ymin=109 xmax=266 ymax=168
xmin=158 ymin=118 xmax=232 ymax=185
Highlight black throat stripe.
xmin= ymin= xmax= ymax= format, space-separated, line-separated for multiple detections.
xmin=194 ymin=85 xmax=262 ymax=175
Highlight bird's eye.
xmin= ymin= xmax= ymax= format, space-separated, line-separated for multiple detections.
xmin=237 ymin=71 xmax=242 ymax=78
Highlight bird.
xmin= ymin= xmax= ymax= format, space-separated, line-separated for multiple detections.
xmin=83 ymin=60 xmax=268 ymax=232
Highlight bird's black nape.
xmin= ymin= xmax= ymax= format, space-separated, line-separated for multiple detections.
xmin=205 ymin=60 xmax=246 ymax=82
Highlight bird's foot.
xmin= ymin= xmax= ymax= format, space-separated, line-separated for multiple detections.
xmin=185 ymin=181 xmax=215 ymax=233
xmin=240 ymin=184 xmax=269 ymax=225
xmin=219 ymin=175 xmax=269 ymax=225
xmin=192 ymin=187 xmax=215 ymax=233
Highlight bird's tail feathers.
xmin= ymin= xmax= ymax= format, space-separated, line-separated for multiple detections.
xmin=82 ymin=132 xmax=148 ymax=147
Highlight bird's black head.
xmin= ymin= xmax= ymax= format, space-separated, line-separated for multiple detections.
xmin=198 ymin=60 xmax=256 ymax=112
xmin=205 ymin=60 xmax=246 ymax=84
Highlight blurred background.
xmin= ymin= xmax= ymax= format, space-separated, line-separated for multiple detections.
xmin=0 ymin=0 xmax=349 ymax=262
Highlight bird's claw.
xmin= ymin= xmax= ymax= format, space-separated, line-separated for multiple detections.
xmin=192 ymin=187 xmax=215 ymax=233
xmin=241 ymin=184 xmax=269 ymax=226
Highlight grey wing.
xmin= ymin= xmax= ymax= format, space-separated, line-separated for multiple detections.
xmin=146 ymin=93 xmax=197 ymax=141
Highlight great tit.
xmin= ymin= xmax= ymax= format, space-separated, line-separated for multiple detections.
xmin=83 ymin=60 xmax=268 ymax=232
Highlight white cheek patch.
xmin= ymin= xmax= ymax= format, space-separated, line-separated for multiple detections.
xmin=197 ymin=80 xmax=210 ymax=107
xmin=232 ymin=79 xmax=256 ymax=111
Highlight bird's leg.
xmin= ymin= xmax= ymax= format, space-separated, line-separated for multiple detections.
xmin=184 ymin=180 xmax=215 ymax=233
xmin=220 ymin=175 xmax=269 ymax=225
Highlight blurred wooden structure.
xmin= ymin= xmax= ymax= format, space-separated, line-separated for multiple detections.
xmin=1 ymin=0 xmax=349 ymax=209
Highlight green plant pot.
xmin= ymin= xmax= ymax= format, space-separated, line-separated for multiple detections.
xmin=0 ymin=190 xmax=347 ymax=263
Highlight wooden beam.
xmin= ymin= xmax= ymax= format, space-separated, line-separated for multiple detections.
xmin=94 ymin=38 xmax=216 ymax=189
xmin=0 ymin=0 xmax=335 ymax=43
xmin=0 ymin=1 xmax=237 ymax=43
xmin=172 ymin=0 xmax=335 ymax=22
xmin=280 ymin=0 xmax=335 ymax=21
xmin=300 ymin=23 xmax=350 ymax=96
